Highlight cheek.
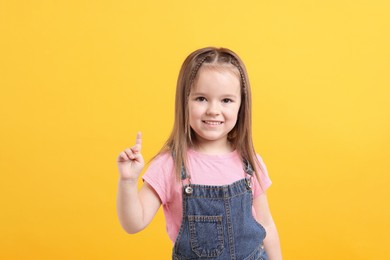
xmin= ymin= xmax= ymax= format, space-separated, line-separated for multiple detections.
xmin=189 ymin=104 xmax=203 ymax=118
xmin=188 ymin=107 xmax=199 ymax=126
xmin=227 ymin=105 xmax=241 ymax=119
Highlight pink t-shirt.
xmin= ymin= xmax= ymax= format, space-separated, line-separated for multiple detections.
xmin=142 ymin=149 xmax=272 ymax=243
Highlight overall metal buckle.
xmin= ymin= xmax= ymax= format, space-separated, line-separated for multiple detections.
xmin=245 ymin=178 xmax=252 ymax=190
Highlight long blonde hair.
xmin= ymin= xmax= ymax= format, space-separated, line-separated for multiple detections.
xmin=156 ymin=47 xmax=266 ymax=182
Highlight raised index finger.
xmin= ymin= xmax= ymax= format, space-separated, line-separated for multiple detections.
xmin=135 ymin=131 xmax=142 ymax=146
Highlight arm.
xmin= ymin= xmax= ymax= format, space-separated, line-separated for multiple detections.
xmin=116 ymin=180 xmax=161 ymax=233
xmin=116 ymin=132 xmax=162 ymax=234
xmin=253 ymin=193 xmax=282 ymax=260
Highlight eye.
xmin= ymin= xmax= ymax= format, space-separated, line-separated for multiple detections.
xmin=195 ymin=97 xmax=207 ymax=102
xmin=222 ymin=98 xmax=233 ymax=103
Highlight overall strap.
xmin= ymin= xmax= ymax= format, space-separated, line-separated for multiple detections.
xmin=180 ymin=164 xmax=187 ymax=180
xmin=171 ymin=151 xmax=193 ymax=194
xmin=171 ymin=150 xmax=188 ymax=180
xmin=243 ymin=159 xmax=254 ymax=176
xmin=181 ymin=164 xmax=193 ymax=195
xmin=243 ymin=159 xmax=254 ymax=190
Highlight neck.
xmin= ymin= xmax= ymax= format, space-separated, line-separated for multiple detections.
xmin=192 ymin=139 xmax=234 ymax=155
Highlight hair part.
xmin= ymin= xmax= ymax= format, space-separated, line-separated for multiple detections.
xmin=154 ymin=47 xmax=266 ymax=185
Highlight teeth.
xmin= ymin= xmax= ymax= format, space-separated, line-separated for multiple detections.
xmin=203 ymin=121 xmax=222 ymax=125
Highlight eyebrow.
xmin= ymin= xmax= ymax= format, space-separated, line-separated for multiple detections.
xmin=190 ymin=92 xmax=239 ymax=98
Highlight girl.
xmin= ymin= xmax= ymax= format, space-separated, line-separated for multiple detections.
xmin=116 ymin=47 xmax=282 ymax=260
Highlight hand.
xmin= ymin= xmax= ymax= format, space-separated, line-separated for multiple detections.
xmin=117 ymin=132 xmax=145 ymax=182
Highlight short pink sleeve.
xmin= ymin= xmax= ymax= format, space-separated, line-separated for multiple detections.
xmin=142 ymin=152 xmax=175 ymax=205
xmin=252 ymin=154 xmax=272 ymax=199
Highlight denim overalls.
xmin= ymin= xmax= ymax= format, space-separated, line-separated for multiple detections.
xmin=172 ymin=160 xmax=268 ymax=260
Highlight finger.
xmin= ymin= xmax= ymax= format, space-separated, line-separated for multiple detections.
xmin=117 ymin=151 xmax=129 ymax=162
xmin=125 ymin=147 xmax=143 ymax=163
xmin=135 ymin=131 xmax=142 ymax=146
xmin=124 ymin=148 xmax=135 ymax=160
xmin=130 ymin=132 xmax=142 ymax=153
xmin=131 ymin=143 xmax=143 ymax=155
xmin=132 ymin=149 xmax=144 ymax=164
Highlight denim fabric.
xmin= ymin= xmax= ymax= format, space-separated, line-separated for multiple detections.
xmin=172 ymin=170 xmax=268 ymax=260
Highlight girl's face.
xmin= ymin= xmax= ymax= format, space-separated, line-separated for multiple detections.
xmin=188 ymin=67 xmax=241 ymax=152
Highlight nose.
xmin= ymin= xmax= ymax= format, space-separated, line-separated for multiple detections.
xmin=206 ymin=101 xmax=220 ymax=116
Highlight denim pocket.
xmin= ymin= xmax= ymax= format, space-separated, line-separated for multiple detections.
xmin=188 ymin=215 xmax=225 ymax=258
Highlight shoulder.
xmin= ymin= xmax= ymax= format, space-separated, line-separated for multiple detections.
xmin=147 ymin=151 xmax=174 ymax=171
xmin=255 ymin=153 xmax=266 ymax=164
xmin=255 ymin=153 xmax=269 ymax=175
xmin=143 ymin=151 xmax=175 ymax=183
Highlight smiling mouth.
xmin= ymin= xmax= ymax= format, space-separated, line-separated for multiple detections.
xmin=202 ymin=120 xmax=223 ymax=125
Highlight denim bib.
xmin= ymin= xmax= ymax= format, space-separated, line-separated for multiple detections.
xmin=172 ymin=160 xmax=268 ymax=260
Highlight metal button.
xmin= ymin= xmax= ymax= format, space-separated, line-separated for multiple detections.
xmin=185 ymin=186 xmax=193 ymax=195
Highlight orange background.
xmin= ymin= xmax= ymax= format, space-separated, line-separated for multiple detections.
xmin=1 ymin=1 xmax=389 ymax=259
